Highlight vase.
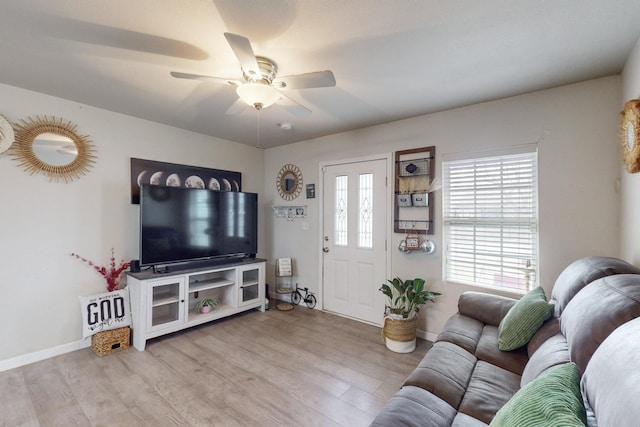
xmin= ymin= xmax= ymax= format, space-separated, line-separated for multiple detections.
xmin=200 ymin=306 xmax=211 ymax=314
xmin=382 ymin=313 xmax=417 ymax=353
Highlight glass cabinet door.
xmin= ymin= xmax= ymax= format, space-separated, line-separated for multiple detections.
xmin=239 ymin=267 xmax=263 ymax=307
xmin=148 ymin=278 xmax=185 ymax=331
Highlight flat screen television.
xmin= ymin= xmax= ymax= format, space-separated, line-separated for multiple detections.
xmin=140 ymin=184 xmax=258 ymax=267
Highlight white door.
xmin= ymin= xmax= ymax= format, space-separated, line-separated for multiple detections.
xmin=322 ymin=158 xmax=388 ymax=325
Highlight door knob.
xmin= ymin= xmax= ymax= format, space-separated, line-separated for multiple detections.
xmin=323 ymin=247 xmax=329 ymax=253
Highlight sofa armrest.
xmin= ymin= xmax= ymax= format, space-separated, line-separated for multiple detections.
xmin=458 ymin=291 xmax=517 ymax=327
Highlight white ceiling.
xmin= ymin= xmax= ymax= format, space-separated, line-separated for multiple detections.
xmin=1 ymin=0 xmax=639 ymax=149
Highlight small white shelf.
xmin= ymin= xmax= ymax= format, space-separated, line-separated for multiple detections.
xmin=241 ymin=280 xmax=259 ymax=288
xmin=189 ymin=278 xmax=235 ymax=293
xmin=152 ymin=296 xmax=179 ymax=307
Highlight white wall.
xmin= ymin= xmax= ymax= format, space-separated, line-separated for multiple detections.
xmin=264 ymin=77 xmax=622 ymax=339
xmin=620 ymin=37 xmax=640 ymax=263
xmin=0 ymin=83 xmax=264 ymax=368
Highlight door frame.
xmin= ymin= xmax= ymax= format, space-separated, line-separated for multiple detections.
xmin=317 ymin=153 xmax=393 ymax=326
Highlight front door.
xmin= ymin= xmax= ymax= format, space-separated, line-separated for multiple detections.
xmin=322 ymin=157 xmax=388 ymax=325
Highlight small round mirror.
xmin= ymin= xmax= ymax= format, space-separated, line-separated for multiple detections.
xmin=277 ymin=164 xmax=303 ymax=200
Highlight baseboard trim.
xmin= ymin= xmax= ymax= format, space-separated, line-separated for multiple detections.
xmin=416 ymin=329 xmax=438 ymax=343
xmin=0 ymin=339 xmax=91 ymax=372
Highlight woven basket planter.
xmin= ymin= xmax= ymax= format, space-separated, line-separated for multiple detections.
xmin=382 ymin=315 xmax=417 ymax=353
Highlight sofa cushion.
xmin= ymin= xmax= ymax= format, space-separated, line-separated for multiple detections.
xmin=581 ymin=317 xmax=640 ymax=427
xmin=520 ymin=332 xmax=570 ymax=386
xmin=458 ymin=361 xmax=521 ymax=424
xmin=561 ymin=274 xmax=640 ymax=374
xmin=436 ymin=313 xmax=485 ymax=354
xmin=404 ymin=341 xmax=477 ymax=410
xmin=550 ymin=256 xmax=640 ymax=316
xmin=497 ymin=287 xmax=553 ymax=351
xmin=475 ymin=325 xmax=527 ymax=375
xmin=453 ymin=413 xmax=490 ymax=427
xmin=370 ymin=386 xmax=457 ymax=427
xmin=458 ymin=292 xmax=517 ymax=327
xmin=526 ymin=316 xmax=560 ymax=356
xmin=490 ymin=362 xmax=586 ymax=427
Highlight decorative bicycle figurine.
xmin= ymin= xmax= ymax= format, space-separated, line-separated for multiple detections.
xmin=291 ymin=284 xmax=317 ymax=309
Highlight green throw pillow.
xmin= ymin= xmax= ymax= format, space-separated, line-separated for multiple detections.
xmin=490 ymin=362 xmax=586 ymax=427
xmin=498 ymin=286 xmax=553 ymax=351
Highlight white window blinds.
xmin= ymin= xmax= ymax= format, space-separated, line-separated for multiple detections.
xmin=443 ymin=147 xmax=538 ymax=292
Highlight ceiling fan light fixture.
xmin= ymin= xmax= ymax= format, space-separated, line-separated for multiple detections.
xmin=236 ymin=82 xmax=281 ymax=110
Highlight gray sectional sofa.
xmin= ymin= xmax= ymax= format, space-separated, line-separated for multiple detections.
xmin=371 ymin=256 xmax=640 ymax=426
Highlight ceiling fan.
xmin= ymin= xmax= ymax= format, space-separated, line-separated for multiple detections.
xmin=170 ymin=33 xmax=336 ymax=118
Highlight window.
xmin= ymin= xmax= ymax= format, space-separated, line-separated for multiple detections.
xmin=443 ymin=145 xmax=538 ymax=292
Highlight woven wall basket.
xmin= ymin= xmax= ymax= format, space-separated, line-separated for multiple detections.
xmin=382 ymin=316 xmax=417 ymax=343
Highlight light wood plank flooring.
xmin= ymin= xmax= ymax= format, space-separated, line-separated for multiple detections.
xmin=1 ymin=306 xmax=431 ymax=427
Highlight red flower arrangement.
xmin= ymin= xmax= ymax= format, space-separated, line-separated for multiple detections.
xmin=71 ymin=248 xmax=130 ymax=292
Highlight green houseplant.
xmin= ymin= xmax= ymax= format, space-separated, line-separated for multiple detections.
xmin=379 ymin=277 xmax=441 ymax=319
xmin=379 ymin=277 xmax=441 ymax=353
xmin=194 ymin=298 xmax=218 ymax=314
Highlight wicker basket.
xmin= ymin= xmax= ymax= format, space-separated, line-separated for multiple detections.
xmin=91 ymin=327 xmax=130 ymax=356
xmin=382 ymin=316 xmax=417 ymax=343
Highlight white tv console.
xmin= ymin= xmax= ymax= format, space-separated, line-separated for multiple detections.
xmin=127 ymin=258 xmax=266 ymax=351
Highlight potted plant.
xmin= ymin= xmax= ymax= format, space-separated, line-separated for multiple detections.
xmin=194 ymin=298 xmax=218 ymax=314
xmin=379 ymin=277 xmax=441 ymax=353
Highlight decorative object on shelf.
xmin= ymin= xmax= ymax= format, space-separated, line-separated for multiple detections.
xmin=78 ymin=288 xmax=131 ymax=339
xmin=276 ymin=163 xmax=303 ymax=200
xmin=394 ymin=146 xmax=436 ymax=234
xmin=194 ymin=297 xmax=219 ymax=314
xmin=10 ymin=115 xmax=96 ymax=182
xmin=71 ymin=248 xmax=131 ymax=292
xmin=621 ymin=99 xmax=640 ymax=173
xmin=405 ymin=233 xmax=421 ymax=251
xmin=0 ymin=113 xmax=15 ymax=154
xmin=398 ymin=229 xmax=436 ymax=254
xmin=275 ymin=257 xmax=295 ymax=311
xmin=379 ymin=277 xmax=441 ymax=353
xmin=130 ymin=158 xmax=241 ymax=204
xmin=272 ymin=205 xmax=307 ymax=220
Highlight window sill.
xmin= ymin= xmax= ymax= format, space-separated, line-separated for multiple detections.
xmin=445 ymin=279 xmax=528 ymax=299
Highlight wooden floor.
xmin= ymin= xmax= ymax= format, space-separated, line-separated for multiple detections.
xmin=1 ymin=306 xmax=431 ymax=427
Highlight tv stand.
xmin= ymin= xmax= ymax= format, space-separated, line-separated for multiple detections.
xmin=127 ymin=258 xmax=266 ymax=351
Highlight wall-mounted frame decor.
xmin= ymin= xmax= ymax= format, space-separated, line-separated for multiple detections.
xmin=394 ymin=146 xmax=436 ymax=234
xmin=10 ymin=115 xmax=96 ymax=182
xmin=130 ymin=158 xmax=241 ymax=204
xmin=621 ymin=99 xmax=640 ymax=173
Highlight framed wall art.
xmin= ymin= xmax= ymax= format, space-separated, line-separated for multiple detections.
xmin=130 ymin=158 xmax=241 ymax=204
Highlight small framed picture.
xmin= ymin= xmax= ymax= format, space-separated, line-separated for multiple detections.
xmin=306 ymin=184 xmax=315 ymax=199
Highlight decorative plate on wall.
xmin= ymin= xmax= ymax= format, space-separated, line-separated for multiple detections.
xmin=0 ymin=114 xmax=14 ymax=154
xmin=621 ymin=99 xmax=640 ymax=173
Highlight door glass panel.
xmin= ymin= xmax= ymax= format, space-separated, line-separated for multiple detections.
xmin=359 ymin=173 xmax=373 ymax=248
xmin=335 ymin=175 xmax=348 ymax=246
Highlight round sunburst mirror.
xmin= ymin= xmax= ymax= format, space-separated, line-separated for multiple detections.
xmin=621 ymin=99 xmax=640 ymax=173
xmin=276 ymin=164 xmax=303 ymax=200
xmin=10 ymin=116 xmax=96 ymax=182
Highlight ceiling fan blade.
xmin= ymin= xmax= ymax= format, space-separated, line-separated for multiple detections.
xmin=275 ymin=70 xmax=336 ymax=90
xmin=170 ymin=71 xmax=240 ymax=85
xmin=225 ymin=98 xmax=247 ymax=115
xmin=224 ymin=32 xmax=262 ymax=80
xmin=277 ymin=92 xmax=312 ymax=118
